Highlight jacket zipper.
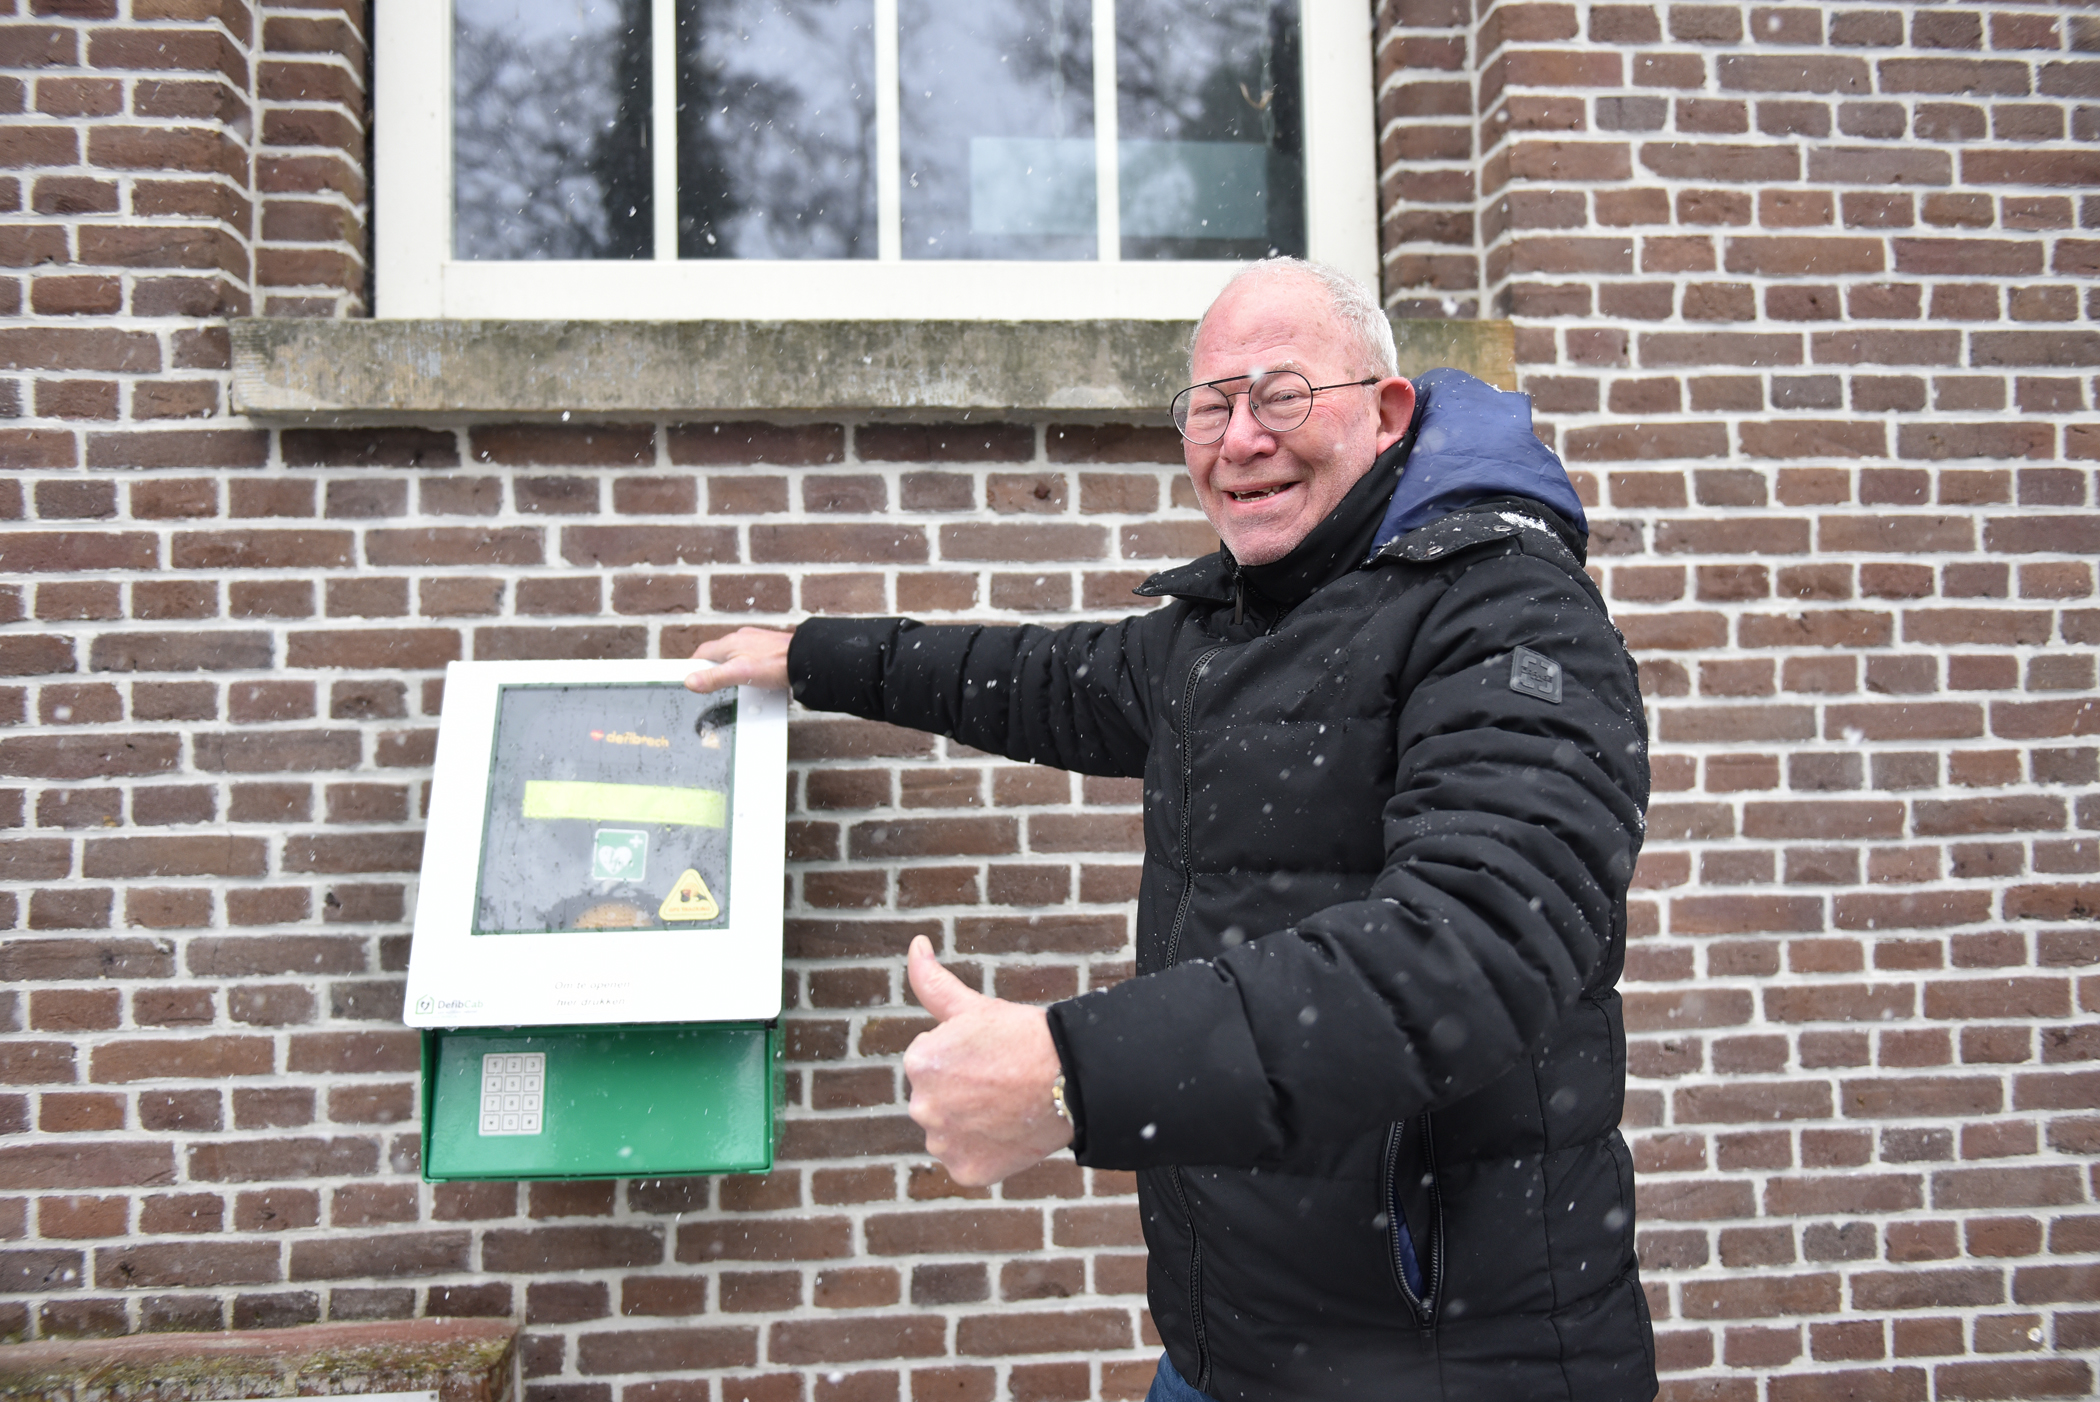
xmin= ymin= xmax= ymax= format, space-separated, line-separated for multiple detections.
xmin=1169 ymin=1166 xmax=1212 ymax=1390
xmin=1164 ymin=642 xmax=1223 ymax=1390
xmin=1163 ymin=645 xmax=1223 ymax=968
xmin=1381 ymin=1113 xmax=1443 ymax=1331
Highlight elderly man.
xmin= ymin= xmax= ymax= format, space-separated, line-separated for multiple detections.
xmin=692 ymin=259 xmax=1654 ymax=1402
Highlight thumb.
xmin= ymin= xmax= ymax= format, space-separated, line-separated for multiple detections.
xmin=907 ymin=935 xmax=979 ymax=1023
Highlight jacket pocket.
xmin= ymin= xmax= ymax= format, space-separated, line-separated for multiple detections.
xmin=1382 ymin=1113 xmax=1442 ymax=1328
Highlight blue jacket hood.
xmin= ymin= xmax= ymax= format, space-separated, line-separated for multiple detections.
xmin=1368 ymin=368 xmax=1588 ymax=555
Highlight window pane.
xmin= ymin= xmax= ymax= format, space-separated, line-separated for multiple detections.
xmin=899 ymin=0 xmax=1096 ymax=261
xmin=1116 ymin=0 xmax=1305 ymax=261
xmin=677 ymin=0 xmax=877 ymax=259
xmin=454 ymin=0 xmax=653 ymax=261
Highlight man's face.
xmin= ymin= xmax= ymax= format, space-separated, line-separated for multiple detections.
xmin=1183 ymin=275 xmax=1413 ymax=567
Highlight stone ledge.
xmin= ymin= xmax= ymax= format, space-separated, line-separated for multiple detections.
xmin=229 ymin=317 xmax=1517 ymax=422
xmin=0 ymin=1318 xmax=514 ymax=1402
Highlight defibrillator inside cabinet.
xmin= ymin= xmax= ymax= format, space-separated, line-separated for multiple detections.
xmin=404 ymin=659 xmax=787 ymax=1180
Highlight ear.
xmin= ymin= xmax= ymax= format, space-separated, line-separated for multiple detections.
xmin=1375 ymin=377 xmax=1416 ymax=454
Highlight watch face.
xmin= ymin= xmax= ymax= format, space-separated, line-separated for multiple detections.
xmin=471 ymin=683 xmax=737 ymax=936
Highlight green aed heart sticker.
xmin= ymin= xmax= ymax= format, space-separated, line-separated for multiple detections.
xmin=591 ymin=829 xmax=648 ymax=883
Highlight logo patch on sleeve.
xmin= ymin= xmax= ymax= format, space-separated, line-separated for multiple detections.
xmin=1510 ymin=646 xmax=1564 ymax=704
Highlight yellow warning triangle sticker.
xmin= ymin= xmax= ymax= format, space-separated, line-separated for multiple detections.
xmin=659 ymin=869 xmax=720 ymax=923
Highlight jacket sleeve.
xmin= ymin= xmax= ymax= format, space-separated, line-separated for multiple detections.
xmin=1046 ymin=543 xmax=1650 ymax=1169
xmin=787 ymin=614 xmax=1161 ymax=778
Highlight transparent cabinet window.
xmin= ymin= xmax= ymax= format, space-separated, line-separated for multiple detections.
xmin=448 ymin=0 xmax=1302 ymax=265
xmin=474 ymin=684 xmax=738 ymax=936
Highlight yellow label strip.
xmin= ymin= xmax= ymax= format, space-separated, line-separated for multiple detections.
xmin=522 ymin=781 xmax=728 ymax=828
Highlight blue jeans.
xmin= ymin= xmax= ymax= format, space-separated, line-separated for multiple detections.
xmin=1145 ymin=1352 xmax=1219 ymax=1402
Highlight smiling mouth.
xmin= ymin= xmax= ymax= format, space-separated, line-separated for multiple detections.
xmin=1227 ymin=485 xmax=1292 ymax=502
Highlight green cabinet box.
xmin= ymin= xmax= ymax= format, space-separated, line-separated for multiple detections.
xmin=421 ymin=1022 xmax=779 ymax=1181
xmin=404 ymin=663 xmax=792 ymax=1183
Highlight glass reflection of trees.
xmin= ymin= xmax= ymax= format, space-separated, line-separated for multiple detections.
xmin=677 ymin=0 xmax=876 ymax=259
xmin=449 ymin=0 xmax=1300 ymax=266
xmin=899 ymin=0 xmax=1095 ymax=261
xmin=453 ymin=0 xmax=653 ymax=261
xmin=1117 ymin=0 xmax=1304 ymax=261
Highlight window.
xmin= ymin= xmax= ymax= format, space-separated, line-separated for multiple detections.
xmin=375 ymin=0 xmax=1376 ymax=319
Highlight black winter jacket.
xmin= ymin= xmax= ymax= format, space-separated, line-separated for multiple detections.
xmin=790 ymin=371 xmax=1654 ymax=1402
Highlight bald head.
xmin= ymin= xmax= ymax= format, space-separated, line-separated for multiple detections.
xmin=1190 ymin=258 xmax=1398 ymax=382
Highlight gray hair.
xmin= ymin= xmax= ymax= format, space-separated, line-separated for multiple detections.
xmin=1189 ymin=256 xmax=1399 ymax=380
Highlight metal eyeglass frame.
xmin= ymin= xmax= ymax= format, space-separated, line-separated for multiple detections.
xmin=1171 ymin=371 xmax=1381 ymax=445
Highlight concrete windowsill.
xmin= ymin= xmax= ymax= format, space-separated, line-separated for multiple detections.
xmin=0 ymin=1318 xmax=516 ymax=1402
xmin=228 ymin=317 xmax=1517 ymax=423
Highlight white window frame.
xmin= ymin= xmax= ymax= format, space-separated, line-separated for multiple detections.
xmin=373 ymin=0 xmax=1378 ymax=320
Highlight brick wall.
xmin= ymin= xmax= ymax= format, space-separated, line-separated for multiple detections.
xmin=0 ymin=2 xmax=2095 ymax=1401
xmin=1378 ymin=1 xmax=2100 ymax=1397
xmin=3 ymin=413 xmax=1202 ymax=1396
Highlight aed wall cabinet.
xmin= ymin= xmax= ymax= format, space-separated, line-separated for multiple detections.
xmin=404 ymin=660 xmax=788 ymax=1180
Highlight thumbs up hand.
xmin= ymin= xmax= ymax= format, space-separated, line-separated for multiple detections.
xmin=901 ymin=935 xmax=1075 ymax=1186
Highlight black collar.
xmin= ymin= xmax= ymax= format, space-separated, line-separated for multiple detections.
xmin=1137 ymin=433 xmax=1412 ymax=611
xmin=1235 ymin=433 xmax=1411 ymax=612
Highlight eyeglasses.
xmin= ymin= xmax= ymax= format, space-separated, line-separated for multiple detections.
xmin=1171 ymin=371 xmax=1380 ymax=445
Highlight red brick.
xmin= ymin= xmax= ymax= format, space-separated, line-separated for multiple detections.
xmin=92 ymin=1240 xmax=281 ymax=1292
xmin=89 ymin=1036 xmax=273 ymax=1083
xmin=560 ymin=526 xmax=736 ymax=568
xmin=1048 ymin=426 xmax=1179 ymax=464
xmin=81 ymin=836 xmax=265 ymax=879
xmin=954 ymin=916 xmax=1126 ymax=955
xmin=1853 ymin=1268 xmax=2005 ymax=1312
xmin=1675 ymin=1082 xmax=1831 ymax=1123
xmin=577 ymin=1327 xmax=758 ymax=1374
xmin=677 ymin=1218 xmax=851 ymax=1263
xmin=1932 ymin=1166 xmax=2084 ymax=1210
xmin=1764 ymin=983 xmax=1916 ymax=1023
xmin=857 ymin=424 xmax=1031 ymax=462
xmin=845 ymin=818 xmax=1018 ymax=860
xmin=1563 ymin=423 xmax=1729 ymax=461
xmin=1682 ymin=1274 xmax=1842 ymax=1320
xmin=1934 ymin=1360 xmax=2094 ymax=1401
xmin=1654 ymin=518 xmax=1810 ymax=555
xmin=1769 ymin=1369 xmax=1927 ymax=1402
xmin=187 ymin=1137 xmax=378 ymax=1184
xmin=1765 ymin=1174 xmax=1923 ymax=1216
xmin=0 ymin=1141 xmax=173 ymax=1190
xmin=1843 ymin=1076 xmax=2002 ymax=1117
xmin=364 ymin=527 xmax=542 ymax=567
xmin=1832 ymin=891 xmax=1991 ymax=931
xmin=470 ymin=424 xmax=653 ymax=466
xmin=285 ymin=1231 xmax=472 ymax=1281
xmin=2011 ymin=1263 xmax=2100 ymax=1304
xmin=938 ymin=523 xmax=1108 ymax=563
xmin=473 ymin=1224 xmax=662 ymax=1274
xmin=751 ymin=525 xmax=926 ymax=564
xmin=668 ymin=422 xmax=841 ymax=465
xmin=768 ymin=1315 xmax=947 ymax=1364
xmin=955 ymin=1307 xmax=1132 ymax=1356
xmin=865 ymin=1209 xmax=1041 ymax=1255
